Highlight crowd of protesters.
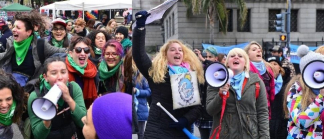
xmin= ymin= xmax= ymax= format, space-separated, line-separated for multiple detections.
xmin=0 ymin=7 xmax=324 ymax=139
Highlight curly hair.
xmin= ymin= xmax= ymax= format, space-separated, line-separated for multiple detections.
xmin=149 ymin=40 xmax=205 ymax=84
xmin=0 ymin=69 xmax=25 ymax=123
xmin=15 ymin=10 xmax=46 ymax=38
xmin=74 ymin=18 xmax=86 ymax=27
xmin=86 ymin=30 xmax=111 ymax=48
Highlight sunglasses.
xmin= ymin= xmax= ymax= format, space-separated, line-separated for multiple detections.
xmin=74 ymin=47 xmax=90 ymax=54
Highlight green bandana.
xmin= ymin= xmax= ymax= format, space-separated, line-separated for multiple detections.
xmin=45 ymin=30 xmax=50 ymax=36
xmin=0 ymin=100 xmax=16 ymax=126
xmin=13 ymin=35 xmax=34 ymax=66
xmin=67 ymin=54 xmax=87 ymax=75
xmin=121 ymin=38 xmax=132 ymax=51
xmin=34 ymin=32 xmax=40 ymax=38
xmin=39 ymin=75 xmax=65 ymax=107
xmin=93 ymin=45 xmax=102 ymax=55
xmin=99 ymin=60 xmax=123 ymax=81
xmin=51 ymin=39 xmax=64 ymax=48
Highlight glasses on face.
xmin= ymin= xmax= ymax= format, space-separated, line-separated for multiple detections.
xmin=52 ymin=27 xmax=65 ymax=32
xmin=74 ymin=47 xmax=90 ymax=54
xmin=105 ymin=52 xmax=118 ymax=58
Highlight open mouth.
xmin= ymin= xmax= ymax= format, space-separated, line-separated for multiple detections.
xmin=174 ymin=56 xmax=181 ymax=59
xmin=233 ymin=61 xmax=239 ymax=65
xmin=79 ymin=57 xmax=86 ymax=65
xmin=13 ymin=34 xmax=18 ymax=40
xmin=0 ymin=107 xmax=9 ymax=114
xmin=256 ymin=54 xmax=261 ymax=58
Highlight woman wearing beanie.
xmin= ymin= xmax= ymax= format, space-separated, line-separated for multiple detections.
xmin=115 ymin=26 xmax=132 ymax=54
xmin=267 ymin=56 xmax=290 ymax=139
xmin=73 ymin=18 xmax=89 ymax=37
xmin=97 ymin=39 xmax=125 ymax=95
xmin=82 ymin=92 xmax=132 ymax=139
xmin=0 ymin=11 xmax=66 ymax=93
xmin=0 ymin=70 xmax=24 ymax=139
xmin=47 ymin=18 xmax=72 ymax=48
xmin=27 ymin=56 xmax=86 ymax=139
xmin=284 ymin=45 xmax=324 ymax=139
xmin=133 ymin=11 xmax=203 ymax=139
xmin=207 ymin=48 xmax=269 ymax=139
xmin=244 ymin=41 xmax=275 ymax=119
xmin=66 ymin=36 xmax=98 ymax=109
xmin=86 ymin=30 xmax=111 ymax=61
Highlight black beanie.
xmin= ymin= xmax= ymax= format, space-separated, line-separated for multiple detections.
xmin=115 ymin=26 xmax=128 ymax=38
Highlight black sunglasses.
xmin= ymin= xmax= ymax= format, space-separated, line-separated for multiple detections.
xmin=74 ymin=47 xmax=90 ymax=54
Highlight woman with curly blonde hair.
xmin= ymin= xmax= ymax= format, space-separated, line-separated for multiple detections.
xmin=132 ymin=11 xmax=203 ymax=139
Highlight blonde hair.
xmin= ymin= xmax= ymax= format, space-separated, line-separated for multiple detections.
xmin=225 ymin=48 xmax=250 ymax=73
xmin=283 ymin=74 xmax=316 ymax=118
xmin=315 ymin=45 xmax=324 ymax=54
xmin=244 ymin=41 xmax=276 ymax=73
xmin=148 ymin=40 xmax=205 ymax=84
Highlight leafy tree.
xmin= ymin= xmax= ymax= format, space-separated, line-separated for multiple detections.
xmin=183 ymin=0 xmax=247 ymax=44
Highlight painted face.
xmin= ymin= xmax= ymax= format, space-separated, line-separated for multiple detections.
xmin=95 ymin=33 xmax=106 ymax=49
xmin=227 ymin=53 xmax=246 ymax=75
xmin=66 ymin=22 xmax=73 ymax=31
xmin=109 ymin=21 xmax=117 ymax=29
xmin=74 ymin=25 xmax=84 ymax=33
xmin=69 ymin=42 xmax=90 ymax=67
xmin=12 ymin=20 xmax=32 ymax=42
xmin=104 ymin=46 xmax=121 ymax=68
xmin=0 ymin=88 xmax=13 ymax=114
xmin=166 ymin=43 xmax=183 ymax=66
xmin=82 ymin=105 xmax=96 ymax=139
xmin=269 ymin=61 xmax=280 ymax=78
xmin=206 ymin=51 xmax=217 ymax=62
xmin=248 ymin=44 xmax=263 ymax=62
xmin=43 ymin=61 xmax=69 ymax=86
xmin=115 ymin=33 xmax=124 ymax=42
xmin=52 ymin=24 xmax=66 ymax=41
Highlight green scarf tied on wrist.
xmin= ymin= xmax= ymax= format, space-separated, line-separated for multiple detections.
xmin=93 ymin=45 xmax=102 ymax=55
xmin=121 ymin=38 xmax=132 ymax=51
xmin=67 ymin=54 xmax=87 ymax=75
xmin=51 ymin=39 xmax=64 ymax=48
xmin=0 ymin=100 xmax=16 ymax=126
xmin=98 ymin=60 xmax=123 ymax=81
xmin=39 ymin=75 xmax=65 ymax=107
xmin=13 ymin=35 xmax=34 ymax=66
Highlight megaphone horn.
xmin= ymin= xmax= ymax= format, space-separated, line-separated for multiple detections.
xmin=302 ymin=60 xmax=324 ymax=89
xmin=205 ymin=62 xmax=234 ymax=89
xmin=31 ymin=84 xmax=62 ymax=120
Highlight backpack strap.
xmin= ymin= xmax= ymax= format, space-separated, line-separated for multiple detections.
xmin=36 ymin=39 xmax=45 ymax=65
xmin=255 ymin=82 xmax=260 ymax=99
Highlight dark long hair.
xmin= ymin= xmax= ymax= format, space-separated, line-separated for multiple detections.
xmin=0 ymin=70 xmax=24 ymax=123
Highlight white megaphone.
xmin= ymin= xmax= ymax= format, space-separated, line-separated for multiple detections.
xmin=302 ymin=60 xmax=324 ymax=89
xmin=205 ymin=62 xmax=234 ymax=95
xmin=31 ymin=84 xmax=62 ymax=120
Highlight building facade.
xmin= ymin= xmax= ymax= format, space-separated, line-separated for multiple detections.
xmin=133 ymin=0 xmax=324 ymax=50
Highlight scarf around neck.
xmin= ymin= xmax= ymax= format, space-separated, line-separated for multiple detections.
xmin=252 ymin=61 xmax=266 ymax=75
xmin=275 ymin=74 xmax=283 ymax=95
xmin=93 ymin=45 xmax=102 ymax=55
xmin=230 ymin=72 xmax=245 ymax=100
xmin=121 ymin=38 xmax=132 ymax=52
xmin=99 ymin=60 xmax=123 ymax=81
xmin=51 ymin=38 xmax=64 ymax=48
xmin=13 ymin=35 xmax=33 ymax=66
xmin=67 ymin=54 xmax=87 ymax=75
xmin=168 ymin=62 xmax=190 ymax=75
xmin=0 ymin=100 xmax=16 ymax=126
xmin=66 ymin=57 xmax=97 ymax=108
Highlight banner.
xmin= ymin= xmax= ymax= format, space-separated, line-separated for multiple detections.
xmin=202 ymin=42 xmax=249 ymax=54
xmin=288 ymin=44 xmax=318 ymax=64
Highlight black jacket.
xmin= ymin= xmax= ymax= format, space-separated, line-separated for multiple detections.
xmin=132 ymin=28 xmax=202 ymax=139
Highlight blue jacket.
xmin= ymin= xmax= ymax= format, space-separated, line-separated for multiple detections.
xmin=134 ymin=76 xmax=151 ymax=121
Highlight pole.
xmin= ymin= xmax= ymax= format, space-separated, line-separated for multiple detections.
xmin=287 ymin=0 xmax=291 ymax=56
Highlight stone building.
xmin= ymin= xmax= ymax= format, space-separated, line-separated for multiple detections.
xmin=133 ymin=0 xmax=324 ymax=51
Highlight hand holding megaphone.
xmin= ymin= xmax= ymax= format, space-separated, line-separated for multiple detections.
xmin=56 ymin=82 xmax=72 ymax=103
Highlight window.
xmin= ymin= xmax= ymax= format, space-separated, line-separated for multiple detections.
xmin=172 ymin=12 xmax=175 ymax=35
xmin=219 ymin=9 xmax=233 ymax=32
xmin=165 ymin=20 xmax=169 ymax=38
xmin=316 ymin=10 xmax=324 ymax=32
xmin=169 ymin=16 xmax=172 ymax=37
xmin=290 ymin=9 xmax=298 ymax=32
xmin=269 ymin=9 xmax=281 ymax=32
xmin=237 ymin=9 xmax=250 ymax=32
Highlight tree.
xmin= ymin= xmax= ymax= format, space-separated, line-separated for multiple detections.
xmin=183 ymin=0 xmax=248 ymax=44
